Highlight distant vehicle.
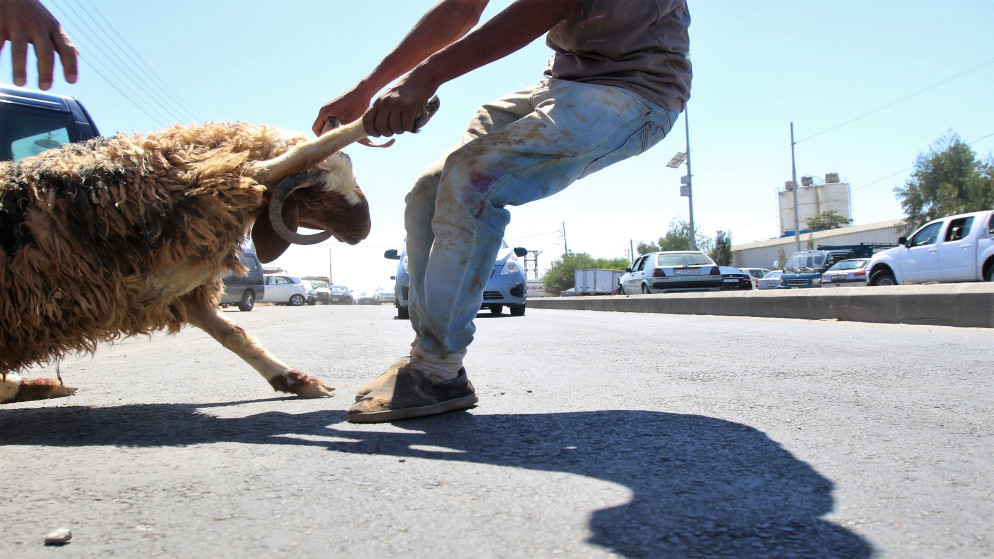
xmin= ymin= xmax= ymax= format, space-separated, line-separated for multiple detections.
xmin=385 ymin=239 xmax=528 ymax=319
xmin=374 ymin=287 xmax=396 ymax=304
xmin=301 ymin=280 xmax=318 ymax=305
xmin=866 ymin=210 xmax=994 ymax=286
xmin=619 ymin=251 xmax=722 ymax=294
xmin=220 ymin=248 xmax=266 ymax=311
xmin=780 ymin=244 xmax=896 ymax=288
xmin=718 ymin=266 xmax=753 ymax=290
xmin=356 ymin=291 xmax=377 ymax=305
xmin=1 ymin=85 xmax=100 ymax=162
xmin=302 ymin=277 xmax=332 ymax=304
xmin=327 ymin=285 xmax=354 ymax=305
xmin=263 ymin=275 xmax=309 ymax=306
xmin=755 ymin=271 xmax=783 ymax=290
xmin=559 ymin=287 xmax=577 ymax=297
xmin=574 ymin=269 xmax=625 ymax=295
xmin=820 ymin=258 xmax=870 ymax=288
xmin=739 ymin=267 xmax=772 ymax=289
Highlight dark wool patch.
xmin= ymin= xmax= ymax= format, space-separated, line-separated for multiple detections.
xmin=0 ymin=163 xmax=32 ymax=254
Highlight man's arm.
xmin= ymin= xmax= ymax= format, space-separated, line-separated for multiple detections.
xmin=312 ymin=0 xmax=491 ymax=135
xmin=312 ymin=0 xmax=581 ymax=137
xmin=0 ymin=0 xmax=78 ymax=89
xmin=364 ymin=0 xmax=580 ymax=137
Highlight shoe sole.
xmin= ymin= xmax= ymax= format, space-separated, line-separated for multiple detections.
xmin=347 ymin=394 xmax=479 ymax=424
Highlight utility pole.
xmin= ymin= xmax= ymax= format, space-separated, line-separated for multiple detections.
xmin=561 ymin=221 xmax=568 ymax=255
xmin=525 ymin=250 xmax=543 ymax=280
xmin=790 ymin=122 xmax=801 ymax=255
xmin=684 ymin=106 xmax=696 ymax=250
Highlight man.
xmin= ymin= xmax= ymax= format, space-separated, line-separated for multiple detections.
xmin=0 ymin=0 xmax=78 ymax=90
xmin=313 ymin=0 xmax=691 ymax=423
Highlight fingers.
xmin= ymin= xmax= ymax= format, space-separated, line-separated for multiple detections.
xmin=53 ymin=27 xmax=78 ymax=84
xmin=10 ymin=38 xmax=29 ymax=87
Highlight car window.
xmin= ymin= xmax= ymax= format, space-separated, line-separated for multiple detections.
xmin=2 ymin=107 xmax=74 ymax=161
xmin=910 ymin=222 xmax=942 ymax=247
xmin=944 ymin=217 xmax=974 ymax=242
xmin=657 ymin=253 xmax=712 ymax=267
xmin=635 ymin=256 xmax=647 ymax=272
xmin=988 ymin=214 xmax=994 ymax=235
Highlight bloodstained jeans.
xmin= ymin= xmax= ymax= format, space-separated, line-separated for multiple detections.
xmin=404 ymin=78 xmax=680 ymax=359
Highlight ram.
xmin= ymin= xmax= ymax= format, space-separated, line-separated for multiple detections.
xmin=0 ymin=102 xmax=437 ymax=404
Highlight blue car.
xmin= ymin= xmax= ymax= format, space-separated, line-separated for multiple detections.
xmin=384 ymin=240 xmax=528 ymax=319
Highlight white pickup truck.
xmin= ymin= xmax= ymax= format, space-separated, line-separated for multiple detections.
xmin=866 ymin=210 xmax=994 ymax=286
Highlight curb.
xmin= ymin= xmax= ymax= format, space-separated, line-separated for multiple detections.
xmin=527 ymin=283 xmax=994 ymax=328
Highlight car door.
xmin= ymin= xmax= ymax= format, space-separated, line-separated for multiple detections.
xmin=625 ymin=256 xmax=648 ymax=292
xmin=938 ymin=216 xmax=976 ymax=281
xmin=264 ymin=275 xmax=291 ymax=302
xmin=899 ymin=221 xmax=943 ymax=283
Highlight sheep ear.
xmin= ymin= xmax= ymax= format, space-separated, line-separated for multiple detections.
xmin=252 ymin=200 xmax=298 ymax=263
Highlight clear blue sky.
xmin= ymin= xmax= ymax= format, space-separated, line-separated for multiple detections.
xmin=4 ymin=1 xmax=992 ymax=291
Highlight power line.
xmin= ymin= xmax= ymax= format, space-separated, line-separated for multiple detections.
xmin=797 ymin=56 xmax=994 ymax=144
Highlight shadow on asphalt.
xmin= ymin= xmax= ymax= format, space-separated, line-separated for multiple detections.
xmin=2 ymin=404 xmax=872 ymax=558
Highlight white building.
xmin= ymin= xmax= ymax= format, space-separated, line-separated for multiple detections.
xmin=732 ymin=219 xmax=905 ymax=270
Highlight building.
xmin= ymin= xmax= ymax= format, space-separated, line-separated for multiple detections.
xmin=778 ymin=172 xmax=852 ymax=236
xmin=732 ymin=218 xmax=905 ymax=270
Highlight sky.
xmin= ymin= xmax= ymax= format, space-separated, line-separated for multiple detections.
xmin=4 ymin=1 xmax=992 ymax=293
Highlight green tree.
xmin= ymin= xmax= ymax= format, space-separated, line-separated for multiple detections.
xmin=895 ymin=133 xmax=994 ymax=232
xmin=806 ymin=210 xmax=852 ymax=231
xmin=709 ymin=230 xmax=733 ymax=265
xmin=637 ymin=219 xmax=714 ymax=255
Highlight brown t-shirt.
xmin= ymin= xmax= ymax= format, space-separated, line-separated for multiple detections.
xmin=544 ymin=0 xmax=692 ymax=111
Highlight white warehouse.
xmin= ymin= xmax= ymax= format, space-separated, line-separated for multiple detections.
xmin=731 ymin=218 xmax=905 ymax=270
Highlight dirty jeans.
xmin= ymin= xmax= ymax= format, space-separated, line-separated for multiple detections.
xmin=405 ymin=78 xmax=680 ymax=361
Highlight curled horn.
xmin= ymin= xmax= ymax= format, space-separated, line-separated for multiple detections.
xmin=248 ymin=95 xmax=441 ymax=186
xmin=268 ymin=170 xmax=335 ymax=245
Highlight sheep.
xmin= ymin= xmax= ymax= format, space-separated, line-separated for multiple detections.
xmin=0 ymin=98 xmax=438 ymax=404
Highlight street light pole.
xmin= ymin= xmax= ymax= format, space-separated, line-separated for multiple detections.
xmin=790 ymin=122 xmax=801 ymax=255
xmin=684 ymin=107 xmax=696 ymax=250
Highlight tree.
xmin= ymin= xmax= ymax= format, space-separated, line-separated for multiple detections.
xmin=895 ymin=133 xmax=994 ymax=232
xmin=709 ymin=230 xmax=732 ymax=265
xmin=806 ymin=210 xmax=852 ymax=231
xmin=637 ymin=219 xmax=714 ymax=255
xmin=542 ymin=252 xmax=628 ymax=293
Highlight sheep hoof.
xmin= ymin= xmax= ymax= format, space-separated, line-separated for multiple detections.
xmin=2 ymin=376 xmax=78 ymax=404
xmin=269 ymin=370 xmax=335 ymax=399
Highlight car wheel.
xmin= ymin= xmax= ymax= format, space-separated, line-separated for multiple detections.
xmin=397 ymin=305 xmax=410 ymax=320
xmin=510 ymin=305 xmax=526 ymax=317
xmin=289 ymin=294 xmax=306 ymax=306
xmin=871 ymin=271 xmax=897 ymax=286
xmin=985 ymin=263 xmax=994 ymax=282
xmin=618 ymin=286 xmax=626 ymax=295
xmin=237 ymin=290 xmax=255 ymax=312
xmin=641 ymin=284 xmax=651 ymax=294
xmin=489 ymin=305 xmax=503 ymax=315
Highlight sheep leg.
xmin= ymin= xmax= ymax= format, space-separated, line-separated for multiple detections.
xmin=182 ymin=297 xmax=334 ymax=398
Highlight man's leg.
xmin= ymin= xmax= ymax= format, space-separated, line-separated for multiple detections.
xmin=350 ymin=80 xmax=679 ymax=422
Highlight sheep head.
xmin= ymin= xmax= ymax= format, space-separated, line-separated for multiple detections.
xmin=248 ymin=96 xmax=440 ymax=262
xmin=251 ymin=153 xmax=370 ymax=263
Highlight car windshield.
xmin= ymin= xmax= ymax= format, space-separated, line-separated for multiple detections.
xmin=330 ymin=286 xmax=349 ymax=294
xmin=310 ymin=280 xmax=329 ymax=289
xmin=656 ymin=253 xmax=712 ymax=267
xmin=784 ymin=253 xmax=828 ymax=273
xmin=828 ymin=260 xmax=867 ymax=271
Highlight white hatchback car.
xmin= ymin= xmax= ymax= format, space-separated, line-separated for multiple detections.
xmin=739 ymin=267 xmax=772 ymax=289
xmin=619 ymin=251 xmax=723 ymax=294
xmin=263 ymin=274 xmax=310 ymax=306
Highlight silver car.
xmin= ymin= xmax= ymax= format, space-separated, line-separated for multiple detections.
xmin=619 ymin=251 xmax=723 ymax=294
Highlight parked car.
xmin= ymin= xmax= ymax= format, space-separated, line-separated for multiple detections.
xmin=559 ymin=287 xmax=577 ymax=297
xmin=385 ymin=239 xmax=528 ymax=319
xmin=1 ymin=85 xmax=100 ymax=162
xmin=302 ymin=277 xmax=332 ymax=304
xmin=328 ymin=285 xmax=354 ymax=305
xmin=755 ymin=271 xmax=784 ymax=290
xmin=356 ymin=291 xmax=377 ymax=305
xmin=866 ymin=210 xmax=994 ymax=286
xmin=740 ymin=267 xmax=772 ymax=289
xmin=374 ymin=287 xmax=396 ymax=304
xmin=619 ymin=251 xmax=722 ymax=294
xmin=301 ymin=280 xmax=318 ymax=305
xmin=220 ymin=248 xmax=266 ymax=311
xmin=820 ymin=258 xmax=870 ymax=288
xmin=718 ymin=266 xmax=753 ymax=290
xmin=263 ymin=274 xmax=309 ymax=306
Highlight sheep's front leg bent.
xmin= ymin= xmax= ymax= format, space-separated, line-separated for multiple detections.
xmin=182 ymin=296 xmax=334 ymax=398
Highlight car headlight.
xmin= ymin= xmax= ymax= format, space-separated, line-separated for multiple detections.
xmin=401 ymin=255 xmax=409 ymax=272
xmin=500 ymin=256 xmax=521 ymax=275
xmin=812 ymin=277 xmax=821 ymax=285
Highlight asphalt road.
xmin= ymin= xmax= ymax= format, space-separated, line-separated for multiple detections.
xmin=2 ymin=305 xmax=992 ymax=558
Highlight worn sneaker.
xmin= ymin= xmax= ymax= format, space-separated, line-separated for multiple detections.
xmin=355 ymin=356 xmax=410 ymax=402
xmin=347 ymin=366 xmax=478 ymax=423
